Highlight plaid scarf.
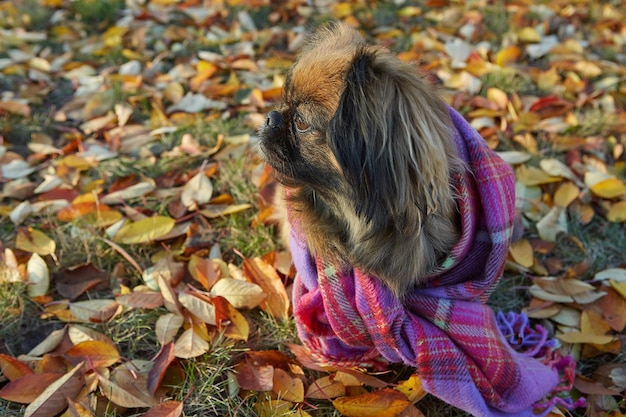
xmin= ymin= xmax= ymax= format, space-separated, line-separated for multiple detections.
xmin=290 ymin=107 xmax=559 ymax=416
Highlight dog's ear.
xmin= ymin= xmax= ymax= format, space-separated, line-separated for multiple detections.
xmin=328 ymin=48 xmax=455 ymax=234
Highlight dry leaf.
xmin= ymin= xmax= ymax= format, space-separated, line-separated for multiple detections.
xmin=114 ymin=216 xmax=176 ymax=244
xmin=272 ymin=368 xmax=304 ymax=402
xmin=24 ymin=362 xmax=84 ymax=417
xmin=333 ymin=388 xmax=410 ymax=417
xmin=305 ymin=376 xmax=346 ymax=399
xmin=141 ymin=400 xmax=183 ymax=417
xmin=243 ymin=258 xmax=290 ymax=320
xmin=155 ymin=313 xmax=184 ymax=345
xmin=26 ymin=253 xmax=50 ymax=297
xmin=17 ymin=228 xmax=56 ymax=256
xmin=177 ymin=292 xmax=216 ymax=325
xmin=209 ymin=278 xmax=266 ymax=310
xmin=508 ymin=239 xmax=533 ymax=268
xmin=173 ymin=328 xmax=209 ymax=359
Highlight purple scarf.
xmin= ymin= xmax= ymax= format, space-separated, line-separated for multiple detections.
xmin=290 ymin=107 xmax=559 ymax=416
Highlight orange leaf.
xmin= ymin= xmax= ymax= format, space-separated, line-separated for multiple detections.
xmin=0 ymin=373 xmax=62 ymax=404
xmin=494 ymin=45 xmax=521 ymax=66
xmin=0 ymin=354 xmax=34 ymax=381
xmin=212 ymin=296 xmax=250 ymax=341
xmin=64 ymin=340 xmax=120 ymax=368
xmin=333 ymin=388 xmax=410 ymax=417
xmin=607 ymin=201 xmax=626 ymax=222
xmin=243 ymin=257 xmax=290 ymax=320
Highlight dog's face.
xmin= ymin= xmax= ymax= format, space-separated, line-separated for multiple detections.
xmin=259 ymin=22 xmax=462 ymax=297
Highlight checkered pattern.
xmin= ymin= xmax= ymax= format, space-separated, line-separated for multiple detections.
xmin=290 ymin=107 xmax=559 ymax=417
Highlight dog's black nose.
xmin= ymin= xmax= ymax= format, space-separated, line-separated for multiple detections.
xmin=266 ymin=111 xmax=283 ymax=129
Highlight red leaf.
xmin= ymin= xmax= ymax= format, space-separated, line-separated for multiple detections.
xmin=148 ymin=342 xmax=175 ymax=395
xmin=0 ymin=354 xmax=34 ymax=381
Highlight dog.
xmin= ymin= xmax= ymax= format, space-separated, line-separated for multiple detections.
xmin=259 ymin=22 xmax=466 ymax=298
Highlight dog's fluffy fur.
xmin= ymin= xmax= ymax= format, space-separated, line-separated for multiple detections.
xmin=259 ymin=22 xmax=465 ymax=298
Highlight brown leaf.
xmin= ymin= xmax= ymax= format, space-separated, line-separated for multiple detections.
xmin=24 ymin=362 xmax=84 ymax=417
xmin=188 ymin=255 xmax=221 ymax=290
xmin=272 ymin=368 xmax=304 ymax=402
xmin=148 ymin=343 xmax=175 ymax=395
xmin=141 ymin=400 xmax=183 ymax=417
xmin=173 ymin=328 xmax=209 ymax=359
xmin=594 ymin=287 xmax=626 ymax=332
xmin=236 ymin=362 xmax=274 ymax=391
xmin=55 ymin=263 xmax=109 ymax=300
xmin=0 ymin=373 xmax=62 ymax=403
xmin=116 ymin=291 xmax=164 ymax=309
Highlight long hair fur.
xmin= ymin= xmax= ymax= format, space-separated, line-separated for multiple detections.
xmin=263 ymin=23 xmax=466 ymax=298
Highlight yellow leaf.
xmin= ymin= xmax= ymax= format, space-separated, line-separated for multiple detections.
xmin=590 ymin=177 xmax=626 ymax=199
xmin=607 ymin=201 xmax=626 ymax=222
xmin=515 ymin=165 xmax=561 ymax=186
xmin=395 ymin=374 xmax=426 ymax=403
xmin=333 ymin=388 xmax=410 ymax=417
xmin=272 ymin=368 xmax=304 ymax=403
xmin=557 ymin=331 xmax=614 ymax=345
xmin=114 ymin=216 xmax=175 ymax=244
xmin=16 ymin=228 xmax=56 ymax=256
xmin=610 ymin=280 xmax=626 ymax=300
xmin=508 ymin=239 xmax=534 ymax=268
xmin=518 ymin=27 xmax=541 ymax=43
xmin=554 ymin=182 xmax=579 ymax=207
xmin=494 ymin=45 xmax=521 ymax=66
xmin=487 ymin=88 xmax=508 ymax=109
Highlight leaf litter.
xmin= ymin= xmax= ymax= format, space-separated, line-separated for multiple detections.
xmin=0 ymin=0 xmax=625 ymax=416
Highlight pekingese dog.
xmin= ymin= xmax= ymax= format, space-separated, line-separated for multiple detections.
xmin=259 ymin=22 xmax=465 ymax=298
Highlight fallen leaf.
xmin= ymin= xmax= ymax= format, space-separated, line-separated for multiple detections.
xmin=173 ymin=328 xmax=209 ymax=359
xmin=114 ymin=216 xmax=176 ymax=244
xmin=333 ymin=388 xmax=410 ymax=417
xmin=26 ymin=253 xmax=50 ymax=297
xmin=0 ymin=373 xmax=62 ymax=404
xmin=17 ymin=228 xmax=56 ymax=256
xmin=64 ymin=340 xmax=120 ymax=368
xmin=212 ymin=296 xmax=250 ymax=341
xmin=272 ymin=368 xmax=304 ymax=402
xmin=305 ymin=376 xmax=346 ymax=399
xmin=508 ymin=239 xmax=533 ymax=268
xmin=147 ymin=343 xmax=175 ymax=395
xmin=24 ymin=362 xmax=84 ymax=417
xmin=178 ymin=292 xmax=216 ymax=325
xmin=243 ymin=258 xmax=290 ymax=319
xmin=181 ymin=171 xmax=213 ymax=210
xmin=0 ymin=354 xmax=34 ymax=381
xmin=141 ymin=400 xmax=183 ymax=417
xmin=395 ymin=374 xmax=426 ymax=403
xmin=100 ymin=180 xmax=156 ymax=204
xmin=156 ymin=313 xmax=184 ymax=345
xmin=209 ymin=278 xmax=266 ymax=310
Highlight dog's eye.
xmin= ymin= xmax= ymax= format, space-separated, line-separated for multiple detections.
xmin=293 ymin=113 xmax=311 ymax=133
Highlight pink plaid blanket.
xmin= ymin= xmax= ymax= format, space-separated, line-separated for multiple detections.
xmin=290 ymin=108 xmax=559 ymax=416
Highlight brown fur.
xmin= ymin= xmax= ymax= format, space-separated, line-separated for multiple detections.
xmin=259 ymin=22 xmax=465 ymax=298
